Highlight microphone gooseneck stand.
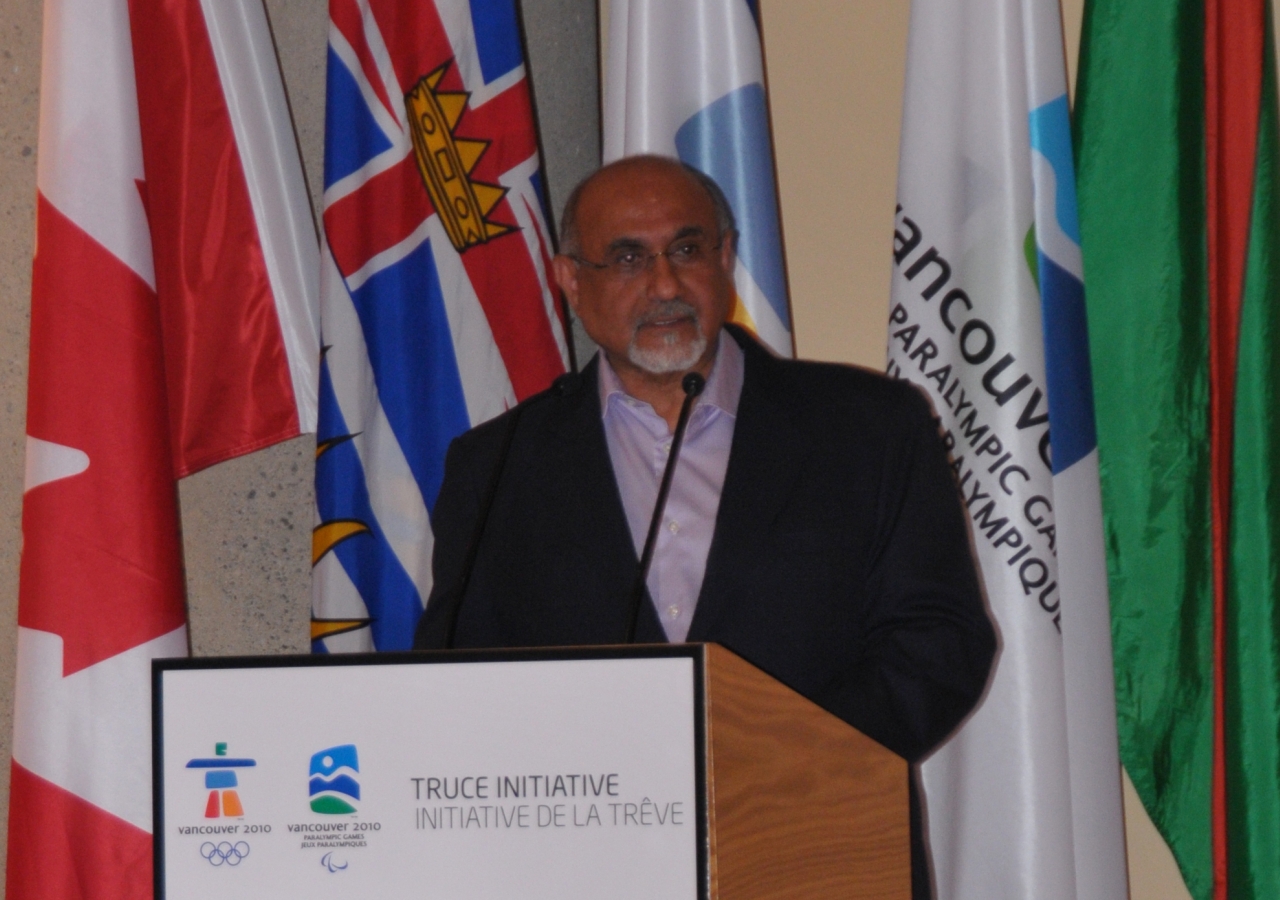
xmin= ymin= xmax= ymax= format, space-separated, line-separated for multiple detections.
xmin=624 ymin=371 xmax=706 ymax=643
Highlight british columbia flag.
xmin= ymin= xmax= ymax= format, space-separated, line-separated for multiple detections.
xmin=312 ymin=0 xmax=570 ymax=652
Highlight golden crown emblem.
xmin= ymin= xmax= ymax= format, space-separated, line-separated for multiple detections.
xmin=405 ymin=62 xmax=511 ymax=252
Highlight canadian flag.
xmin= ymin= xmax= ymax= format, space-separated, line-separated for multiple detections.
xmin=7 ymin=0 xmax=317 ymax=896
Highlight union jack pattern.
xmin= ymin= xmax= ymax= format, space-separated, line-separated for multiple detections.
xmin=312 ymin=0 xmax=569 ymax=652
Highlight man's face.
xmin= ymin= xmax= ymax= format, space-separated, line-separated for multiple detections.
xmin=553 ymin=161 xmax=736 ymax=379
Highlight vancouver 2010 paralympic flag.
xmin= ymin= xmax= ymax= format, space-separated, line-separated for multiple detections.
xmin=310 ymin=0 xmax=570 ymax=652
xmin=7 ymin=0 xmax=319 ymax=897
xmin=601 ymin=0 xmax=793 ymax=358
xmin=1077 ymin=0 xmax=1280 ymax=895
xmin=887 ymin=0 xmax=1128 ymax=896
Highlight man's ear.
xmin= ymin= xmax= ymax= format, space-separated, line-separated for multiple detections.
xmin=552 ymin=255 xmax=581 ymax=313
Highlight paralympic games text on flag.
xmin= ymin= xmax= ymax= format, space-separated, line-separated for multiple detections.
xmin=6 ymin=0 xmax=318 ymax=897
xmin=311 ymin=0 xmax=570 ymax=653
xmin=601 ymin=0 xmax=793 ymax=358
xmin=886 ymin=0 xmax=1127 ymax=896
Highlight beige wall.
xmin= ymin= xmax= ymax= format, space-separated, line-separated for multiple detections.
xmin=761 ymin=1 xmax=909 ymax=368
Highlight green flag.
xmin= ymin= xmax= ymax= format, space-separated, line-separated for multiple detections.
xmin=1075 ymin=0 xmax=1280 ymax=896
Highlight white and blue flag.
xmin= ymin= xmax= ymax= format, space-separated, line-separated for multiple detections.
xmin=887 ymin=0 xmax=1127 ymax=896
xmin=602 ymin=0 xmax=793 ymax=356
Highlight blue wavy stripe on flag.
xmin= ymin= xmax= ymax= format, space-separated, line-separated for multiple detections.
xmin=1036 ymin=251 xmax=1096 ymax=472
xmin=324 ymin=46 xmax=392 ymax=189
xmin=674 ymin=83 xmax=791 ymax=331
xmin=314 ymin=357 xmax=427 ymax=651
xmin=309 ymin=774 xmax=361 ymax=800
xmin=1029 ymin=96 xmax=1081 ymax=245
xmin=345 ymin=239 xmax=471 ymax=516
xmin=1029 ymin=95 xmax=1097 ymax=473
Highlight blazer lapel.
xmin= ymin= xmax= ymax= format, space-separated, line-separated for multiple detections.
xmin=687 ymin=332 xmax=809 ymax=641
xmin=542 ymin=358 xmax=669 ymax=643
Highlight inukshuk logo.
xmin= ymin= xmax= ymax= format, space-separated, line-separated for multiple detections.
xmin=187 ymin=742 xmax=256 ymax=818
xmin=310 ymin=745 xmax=360 ymax=814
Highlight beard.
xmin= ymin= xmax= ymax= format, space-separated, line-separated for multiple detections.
xmin=626 ymin=300 xmax=708 ymax=375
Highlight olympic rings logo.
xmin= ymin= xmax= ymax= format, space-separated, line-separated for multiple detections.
xmin=200 ymin=841 xmax=250 ymax=867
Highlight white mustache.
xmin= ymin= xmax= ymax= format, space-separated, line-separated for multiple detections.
xmin=634 ymin=300 xmax=698 ymax=328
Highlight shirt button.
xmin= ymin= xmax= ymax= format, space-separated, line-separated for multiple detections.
xmin=667 ymin=604 xmax=680 ymax=619
xmin=668 ymin=520 xmax=680 ymax=534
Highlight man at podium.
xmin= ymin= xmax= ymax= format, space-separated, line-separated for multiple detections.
xmin=415 ymin=155 xmax=995 ymax=898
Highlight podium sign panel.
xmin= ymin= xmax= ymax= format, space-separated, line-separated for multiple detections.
xmin=154 ymin=648 xmax=706 ymax=900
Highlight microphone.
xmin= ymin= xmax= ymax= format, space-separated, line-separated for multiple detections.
xmin=624 ymin=371 xmax=706 ymax=643
xmin=445 ymin=372 xmax=581 ymax=648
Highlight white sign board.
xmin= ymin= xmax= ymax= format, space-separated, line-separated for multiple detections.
xmin=154 ymin=649 xmax=705 ymax=900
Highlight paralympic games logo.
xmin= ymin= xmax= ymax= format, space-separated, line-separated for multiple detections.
xmin=200 ymin=841 xmax=250 ymax=867
xmin=309 ymin=744 xmax=360 ymax=814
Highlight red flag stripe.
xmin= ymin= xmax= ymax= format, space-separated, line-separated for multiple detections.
xmin=1204 ymin=0 xmax=1265 ymax=895
xmin=458 ymin=81 xmax=540 ymax=183
xmin=460 ymin=215 xmax=566 ymax=400
xmin=129 ymin=0 xmax=301 ymax=478
xmin=366 ymin=0 xmax=455 ymax=95
xmin=323 ymin=154 xmax=435 ymax=279
xmin=5 ymin=762 xmax=153 ymax=900
xmin=22 ymin=195 xmax=186 ymax=675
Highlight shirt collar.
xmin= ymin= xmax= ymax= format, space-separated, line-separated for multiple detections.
xmin=598 ymin=328 xmax=744 ymax=422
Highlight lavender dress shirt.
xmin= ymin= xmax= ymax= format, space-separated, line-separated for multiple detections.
xmin=598 ymin=332 xmax=744 ymax=642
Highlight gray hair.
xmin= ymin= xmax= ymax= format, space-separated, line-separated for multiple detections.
xmin=558 ymin=155 xmax=738 ymax=256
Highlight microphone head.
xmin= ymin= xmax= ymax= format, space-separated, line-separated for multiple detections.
xmin=682 ymin=372 xmax=706 ymax=397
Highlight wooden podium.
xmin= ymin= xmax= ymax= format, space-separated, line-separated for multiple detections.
xmin=697 ymin=643 xmax=908 ymax=899
xmin=153 ymin=643 xmax=908 ymax=899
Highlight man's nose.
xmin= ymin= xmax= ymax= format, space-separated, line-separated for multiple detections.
xmin=646 ymin=251 xmax=682 ymax=299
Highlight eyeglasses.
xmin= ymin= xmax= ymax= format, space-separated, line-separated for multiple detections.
xmin=569 ymin=235 xmax=724 ymax=280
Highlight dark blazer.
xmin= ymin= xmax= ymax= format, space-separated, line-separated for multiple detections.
xmin=415 ymin=326 xmax=995 ymax=896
